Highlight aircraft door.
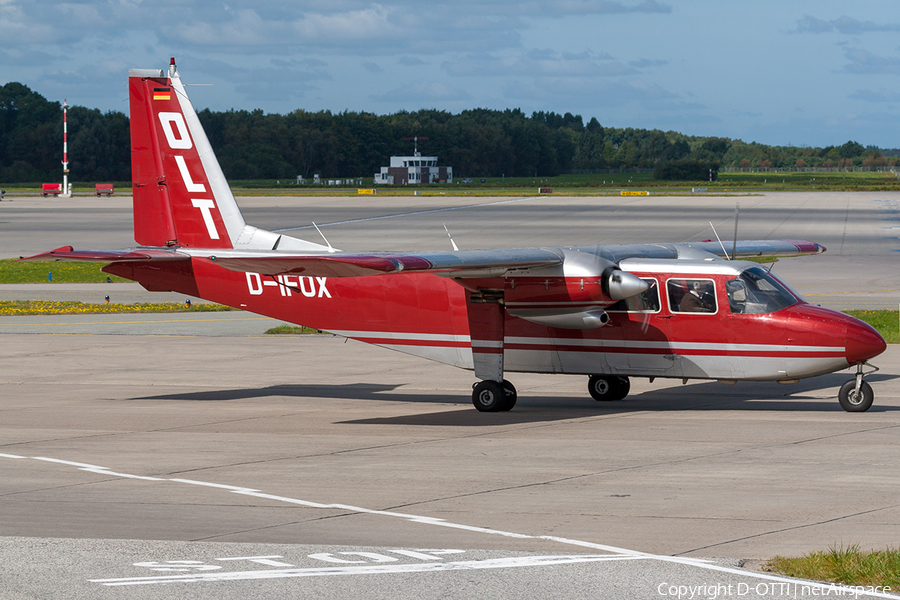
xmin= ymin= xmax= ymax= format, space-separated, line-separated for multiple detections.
xmin=722 ymin=273 xmax=789 ymax=380
xmin=663 ymin=277 xmax=735 ymax=380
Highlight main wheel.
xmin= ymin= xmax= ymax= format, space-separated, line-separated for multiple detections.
xmin=588 ymin=375 xmax=630 ymax=401
xmin=500 ymin=379 xmax=517 ymax=411
xmin=838 ymin=380 xmax=874 ymax=412
xmin=472 ymin=380 xmax=507 ymax=412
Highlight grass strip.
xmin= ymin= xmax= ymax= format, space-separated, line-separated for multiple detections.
xmin=765 ymin=544 xmax=900 ymax=589
xmin=0 ymin=300 xmax=235 ymax=316
xmin=0 ymin=259 xmax=129 ymax=284
xmin=264 ymin=325 xmax=323 ymax=335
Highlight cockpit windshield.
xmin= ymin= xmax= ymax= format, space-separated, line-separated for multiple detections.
xmin=725 ymin=267 xmax=799 ymax=314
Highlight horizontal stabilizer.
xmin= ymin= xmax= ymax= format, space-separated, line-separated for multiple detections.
xmin=20 ymin=247 xmax=188 ymax=263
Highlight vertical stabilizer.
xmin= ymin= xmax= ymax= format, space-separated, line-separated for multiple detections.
xmin=129 ymin=58 xmax=244 ymax=249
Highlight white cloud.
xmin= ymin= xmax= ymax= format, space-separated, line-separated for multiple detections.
xmin=849 ymin=89 xmax=900 ymax=102
xmin=795 ymin=14 xmax=900 ymax=35
xmin=842 ymin=48 xmax=900 ymax=75
xmin=629 ymin=58 xmax=669 ymax=69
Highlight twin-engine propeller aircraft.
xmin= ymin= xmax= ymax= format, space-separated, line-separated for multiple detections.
xmin=25 ymin=59 xmax=887 ymax=412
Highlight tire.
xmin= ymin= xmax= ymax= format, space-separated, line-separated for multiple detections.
xmin=500 ymin=380 xmax=517 ymax=411
xmin=838 ymin=380 xmax=874 ymax=412
xmin=588 ymin=375 xmax=630 ymax=401
xmin=472 ymin=380 xmax=506 ymax=412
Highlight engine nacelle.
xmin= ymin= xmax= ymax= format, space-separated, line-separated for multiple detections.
xmin=503 ymin=250 xmax=648 ymax=329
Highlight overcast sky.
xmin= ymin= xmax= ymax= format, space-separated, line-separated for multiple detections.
xmin=3 ymin=1 xmax=900 ymax=148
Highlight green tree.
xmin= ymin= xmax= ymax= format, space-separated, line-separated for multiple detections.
xmin=0 ymin=82 xmax=61 ymax=182
xmin=838 ymin=140 xmax=865 ymax=158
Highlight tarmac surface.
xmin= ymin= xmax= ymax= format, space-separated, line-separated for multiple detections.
xmin=1 ymin=192 xmax=899 ymax=599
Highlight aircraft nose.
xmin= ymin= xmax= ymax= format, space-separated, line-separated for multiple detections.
xmin=845 ymin=316 xmax=887 ymax=365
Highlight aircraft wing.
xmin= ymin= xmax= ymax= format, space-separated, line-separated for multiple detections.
xmin=21 ymin=239 xmax=823 ymax=278
xmin=681 ymin=239 xmax=826 ymax=258
xmin=21 ymin=246 xmax=565 ymax=278
xmin=188 ymin=248 xmax=565 ymax=277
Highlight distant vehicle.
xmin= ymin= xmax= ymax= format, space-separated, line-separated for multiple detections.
xmin=41 ymin=183 xmax=61 ymax=197
xmin=462 ymin=178 xmax=473 ymax=184
xmin=95 ymin=183 xmax=114 ymax=197
xmin=25 ymin=59 xmax=887 ymax=413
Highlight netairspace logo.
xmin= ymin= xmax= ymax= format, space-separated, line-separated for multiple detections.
xmin=657 ymin=582 xmax=893 ymax=599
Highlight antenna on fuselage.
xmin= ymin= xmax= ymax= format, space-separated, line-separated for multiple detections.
xmin=732 ymin=202 xmax=740 ymax=260
xmin=709 ymin=222 xmax=730 ymax=260
xmin=312 ymin=222 xmax=335 ymax=253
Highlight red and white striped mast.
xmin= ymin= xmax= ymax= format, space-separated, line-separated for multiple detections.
xmin=62 ymin=99 xmax=70 ymax=197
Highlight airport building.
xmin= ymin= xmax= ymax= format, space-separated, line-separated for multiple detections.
xmin=374 ymin=153 xmax=453 ymax=185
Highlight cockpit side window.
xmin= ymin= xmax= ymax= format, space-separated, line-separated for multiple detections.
xmin=667 ymin=279 xmax=717 ymax=313
xmin=607 ymin=278 xmax=661 ymax=313
xmin=726 ymin=267 xmax=798 ymax=314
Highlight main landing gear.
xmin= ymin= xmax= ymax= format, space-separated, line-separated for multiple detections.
xmin=472 ymin=375 xmax=633 ymax=412
xmin=472 ymin=380 xmax=517 ymax=412
xmin=838 ymin=363 xmax=877 ymax=412
xmin=588 ymin=375 xmax=630 ymax=401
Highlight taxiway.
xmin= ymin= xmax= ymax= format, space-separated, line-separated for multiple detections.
xmin=1 ymin=191 xmax=899 ymax=599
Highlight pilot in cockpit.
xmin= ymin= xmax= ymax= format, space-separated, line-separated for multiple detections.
xmin=679 ymin=280 xmax=714 ymax=312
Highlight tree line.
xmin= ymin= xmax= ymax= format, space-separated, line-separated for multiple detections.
xmin=1 ymin=81 xmax=895 ymax=184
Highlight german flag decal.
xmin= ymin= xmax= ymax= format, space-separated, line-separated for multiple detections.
xmin=153 ymin=87 xmax=171 ymax=101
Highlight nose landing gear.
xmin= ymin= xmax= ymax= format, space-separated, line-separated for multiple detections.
xmin=838 ymin=363 xmax=877 ymax=412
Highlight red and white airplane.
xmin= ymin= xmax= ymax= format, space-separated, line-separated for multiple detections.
xmin=26 ymin=60 xmax=887 ymax=412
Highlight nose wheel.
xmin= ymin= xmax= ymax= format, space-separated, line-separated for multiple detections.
xmin=472 ymin=379 xmax=517 ymax=412
xmin=838 ymin=363 xmax=877 ymax=412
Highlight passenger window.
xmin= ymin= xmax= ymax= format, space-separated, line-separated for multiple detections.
xmin=667 ymin=279 xmax=717 ymax=313
xmin=607 ymin=278 xmax=660 ymax=313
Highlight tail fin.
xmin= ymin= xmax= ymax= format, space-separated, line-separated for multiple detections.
xmin=128 ymin=58 xmax=331 ymax=253
xmin=129 ymin=59 xmax=245 ymax=249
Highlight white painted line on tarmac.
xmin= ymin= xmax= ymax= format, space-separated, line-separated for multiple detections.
xmin=7 ymin=453 xmax=900 ymax=598
xmin=231 ymin=490 xmax=332 ymax=509
xmin=215 ymin=556 xmax=295 ymax=567
xmin=169 ymin=478 xmax=260 ymax=492
xmin=538 ymin=535 xmax=672 ymax=558
xmin=0 ymin=453 xmax=26 ymax=459
xmin=92 ymin=554 xmax=639 ymax=586
xmin=32 ymin=457 xmax=107 ymax=469
xmin=82 ymin=468 xmax=164 ymax=481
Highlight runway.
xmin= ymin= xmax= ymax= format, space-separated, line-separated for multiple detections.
xmin=2 ymin=192 xmax=899 ymax=599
